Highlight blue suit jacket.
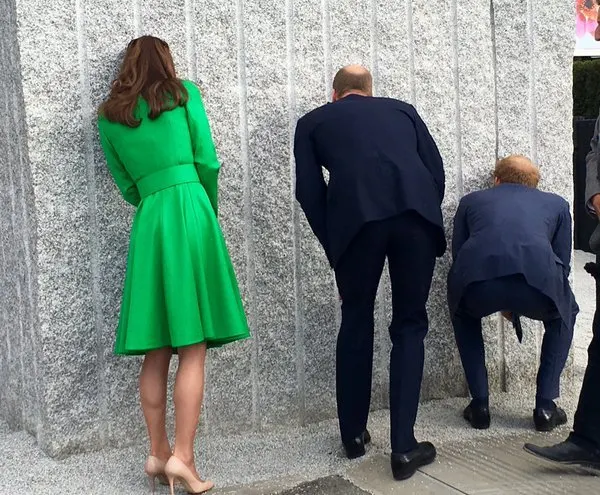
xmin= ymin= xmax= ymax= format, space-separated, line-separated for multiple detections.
xmin=294 ymin=95 xmax=446 ymax=267
xmin=448 ymin=183 xmax=577 ymax=329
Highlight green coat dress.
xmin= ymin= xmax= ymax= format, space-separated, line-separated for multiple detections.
xmin=98 ymin=80 xmax=250 ymax=355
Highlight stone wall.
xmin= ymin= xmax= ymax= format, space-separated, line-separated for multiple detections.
xmin=0 ymin=0 xmax=41 ymax=436
xmin=0 ymin=0 xmax=575 ymax=457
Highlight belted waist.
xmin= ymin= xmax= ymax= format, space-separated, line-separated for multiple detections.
xmin=137 ymin=165 xmax=199 ymax=199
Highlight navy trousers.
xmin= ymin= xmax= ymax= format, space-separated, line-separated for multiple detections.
xmin=452 ymin=274 xmax=574 ymax=403
xmin=571 ymin=255 xmax=600 ymax=450
xmin=335 ymin=212 xmax=437 ymax=454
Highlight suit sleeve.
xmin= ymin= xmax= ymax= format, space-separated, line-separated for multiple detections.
xmin=98 ymin=119 xmax=141 ymax=207
xmin=585 ymin=112 xmax=600 ymax=217
xmin=294 ymin=117 xmax=329 ymax=259
xmin=184 ymin=81 xmax=220 ymax=216
xmin=451 ymin=199 xmax=469 ymax=261
xmin=412 ymin=106 xmax=445 ymax=203
xmin=551 ymin=202 xmax=573 ymax=277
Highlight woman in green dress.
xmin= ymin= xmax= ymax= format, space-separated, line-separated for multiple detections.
xmin=98 ymin=36 xmax=250 ymax=494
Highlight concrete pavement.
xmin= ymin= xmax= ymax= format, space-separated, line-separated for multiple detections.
xmin=0 ymin=251 xmax=597 ymax=494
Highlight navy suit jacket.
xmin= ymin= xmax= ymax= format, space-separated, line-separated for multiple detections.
xmin=294 ymin=95 xmax=446 ymax=267
xmin=448 ymin=183 xmax=577 ymax=330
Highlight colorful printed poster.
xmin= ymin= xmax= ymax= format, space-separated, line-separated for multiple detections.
xmin=576 ymin=0 xmax=600 ymax=56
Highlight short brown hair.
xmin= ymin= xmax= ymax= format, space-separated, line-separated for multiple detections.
xmin=332 ymin=66 xmax=373 ymax=97
xmin=494 ymin=154 xmax=540 ymax=188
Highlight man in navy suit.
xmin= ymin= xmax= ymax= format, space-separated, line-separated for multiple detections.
xmin=448 ymin=155 xmax=578 ymax=432
xmin=294 ymin=65 xmax=446 ymax=481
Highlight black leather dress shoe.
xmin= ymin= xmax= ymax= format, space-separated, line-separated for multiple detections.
xmin=343 ymin=430 xmax=371 ymax=459
xmin=463 ymin=403 xmax=491 ymax=430
xmin=533 ymin=407 xmax=567 ymax=432
xmin=524 ymin=440 xmax=600 ymax=469
xmin=391 ymin=442 xmax=437 ymax=481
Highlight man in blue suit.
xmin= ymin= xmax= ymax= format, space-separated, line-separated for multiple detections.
xmin=294 ymin=65 xmax=446 ymax=481
xmin=448 ymin=155 xmax=578 ymax=432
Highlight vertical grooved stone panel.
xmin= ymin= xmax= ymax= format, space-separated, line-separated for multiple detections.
xmin=243 ymin=0 xmax=298 ymax=427
xmin=195 ymin=1 xmax=254 ymax=434
xmin=412 ymin=0 xmax=464 ymax=400
xmin=292 ymin=0 xmax=339 ymax=424
xmin=85 ymin=0 xmax=146 ymax=448
xmin=15 ymin=0 xmax=101 ymax=457
xmin=533 ymin=2 xmax=576 ymax=399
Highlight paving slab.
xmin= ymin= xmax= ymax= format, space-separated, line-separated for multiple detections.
xmin=275 ymin=476 xmax=369 ymax=495
xmin=424 ymin=435 xmax=600 ymax=494
xmin=347 ymin=455 xmax=461 ymax=494
xmin=0 ymin=252 xmax=596 ymax=493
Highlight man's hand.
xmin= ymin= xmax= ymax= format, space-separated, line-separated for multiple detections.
xmin=592 ymin=194 xmax=600 ymax=217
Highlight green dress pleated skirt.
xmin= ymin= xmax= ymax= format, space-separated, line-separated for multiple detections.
xmin=115 ymin=181 xmax=249 ymax=355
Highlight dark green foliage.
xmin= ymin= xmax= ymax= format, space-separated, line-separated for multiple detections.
xmin=574 ymin=58 xmax=600 ymax=119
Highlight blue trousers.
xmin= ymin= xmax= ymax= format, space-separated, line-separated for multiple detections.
xmin=452 ymin=274 xmax=574 ymax=402
xmin=335 ymin=212 xmax=437 ymax=454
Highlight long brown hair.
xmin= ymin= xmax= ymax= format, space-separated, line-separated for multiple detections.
xmin=99 ymin=36 xmax=188 ymax=127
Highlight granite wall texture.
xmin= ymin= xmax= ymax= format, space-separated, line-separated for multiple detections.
xmin=0 ymin=0 xmax=575 ymax=457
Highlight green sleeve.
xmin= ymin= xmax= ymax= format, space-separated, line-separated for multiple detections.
xmin=184 ymin=81 xmax=220 ymax=215
xmin=98 ymin=119 xmax=141 ymax=207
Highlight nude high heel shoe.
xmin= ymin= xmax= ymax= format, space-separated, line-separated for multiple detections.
xmin=144 ymin=455 xmax=169 ymax=493
xmin=165 ymin=456 xmax=214 ymax=495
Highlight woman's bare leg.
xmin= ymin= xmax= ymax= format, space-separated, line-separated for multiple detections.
xmin=172 ymin=343 xmax=207 ymax=475
xmin=140 ymin=347 xmax=173 ymax=460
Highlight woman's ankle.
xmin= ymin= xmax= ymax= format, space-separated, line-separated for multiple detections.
xmin=151 ymin=442 xmax=172 ymax=461
xmin=172 ymin=448 xmax=195 ymax=468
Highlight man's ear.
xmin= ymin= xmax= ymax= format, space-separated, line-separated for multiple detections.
xmin=332 ymin=89 xmax=339 ymax=102
xmin=493 ymin=176 xmax=501 ymax=186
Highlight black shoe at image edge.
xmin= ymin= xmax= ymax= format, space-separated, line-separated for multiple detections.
xmin=523 ymin=440 xmax=600 ymax=469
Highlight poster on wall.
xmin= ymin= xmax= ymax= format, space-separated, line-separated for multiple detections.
xmin=576 ymin=0 xmax=600 ymax=56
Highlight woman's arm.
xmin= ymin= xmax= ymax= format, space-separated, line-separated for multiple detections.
xmin=98 ymin=119 xmax=140 ymax=207
xmin=183 ymin=81 xmax=220 ymax=216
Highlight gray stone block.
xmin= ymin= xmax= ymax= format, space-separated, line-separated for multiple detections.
xmin=0 ymin=0 xmax=576 ymax=457
xmin=0 ymin=0 xmax=33 ymax=432
xmin=195 ymin=0 xmax=255 ymax=434
xmin=412 ymin=0 xmax=465 ymax=399
xmin=85 ymin=0 xmax=146 ymax=449
xmin=14 ymin=0 xmax=102 ymax=456
xmin=293 ymin=1 xmax=340 ymax=424
xmin=140 ymin=0 xmax=188 ymax=74
xmin=376 ymin=0 xmax=413 ymax=102
xmin=243 ymin=0 xmax=299 ymax=428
